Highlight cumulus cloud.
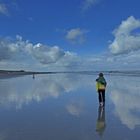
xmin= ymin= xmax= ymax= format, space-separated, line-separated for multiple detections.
xmin=0 ymin=38 xmax=19 ymax=60
xmin=79 ymin=50 xmax=140 ymax=70
xmin=1 ymin=35 xmax=140 ymax=70
xmin=1 ymin=32 xmax=140 ymax=71
xmin=109 ymin=16 xmax=140 ymax=55
xmin=81 ymin=0 xmax=99 ymax=11
xmin=66 ymin=28 xmax=88 ymax=44
xmin=30 ymin=43 xmax=65 ymax=64
xmin=0 ymin=3 xmax=8 ymax=15
xmin=0 ymin=36 xmax=77 ymax=70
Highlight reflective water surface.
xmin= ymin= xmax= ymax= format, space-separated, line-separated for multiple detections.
xmin=0 ymin=73 xmax=140 ymax=140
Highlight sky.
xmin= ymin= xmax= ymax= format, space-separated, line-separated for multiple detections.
xmin=0 ymin=0 xmax=140 ymax=71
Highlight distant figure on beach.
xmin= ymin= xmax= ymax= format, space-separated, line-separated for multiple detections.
xmin=32 ymin=74 xmax=35 ymax=79
xmin=96 ymin=106 xmax=106 ymax=136
xmin=96 ymin=73 xmax=107 ymax=107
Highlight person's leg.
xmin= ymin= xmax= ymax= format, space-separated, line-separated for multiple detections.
xmin=102 ymin=90 xmax=105 ymax=106
xmin=98 ymin=90 xmax=102 ymax=104
xmin=98 ymin=90 xmax=104 ymax=106
xmin=100 ymin=91 xmax=103 ymax=103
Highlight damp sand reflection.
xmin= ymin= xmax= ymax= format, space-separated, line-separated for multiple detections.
xmin=0 ymin=73 xmax=139 ymax=140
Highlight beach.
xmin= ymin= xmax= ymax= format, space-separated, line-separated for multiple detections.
xmin=0 ymin=72 xmax=139 ymax=140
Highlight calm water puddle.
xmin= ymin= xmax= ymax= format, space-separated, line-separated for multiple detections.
xmin=0 ymin=74 xmax=140 ymax=140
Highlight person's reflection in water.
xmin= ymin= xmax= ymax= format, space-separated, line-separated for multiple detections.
xmin=96 ymin=106 xmax=106 ymax=137
xmin=32 ymin=74 xmax=35 ymax=79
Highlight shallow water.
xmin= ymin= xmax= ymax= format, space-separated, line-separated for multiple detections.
xmin=0 ymin=73 xmax=140 ymax=140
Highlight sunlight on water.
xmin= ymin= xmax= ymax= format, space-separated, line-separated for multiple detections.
xmin=0 ymin=73 xmax=139 ymax=140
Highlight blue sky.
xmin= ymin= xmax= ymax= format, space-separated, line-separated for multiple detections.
xmin=0 ymin=0 xmax=140 ymax=71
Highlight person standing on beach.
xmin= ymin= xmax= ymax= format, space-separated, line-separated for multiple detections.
xmin=96 ymin=73 xmax=107 ymax=106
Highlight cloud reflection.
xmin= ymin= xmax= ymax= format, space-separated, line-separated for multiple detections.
xmin=108 ymin=76 xmax=140 ymax=129
xmin=66 ymin=100 xmax=84 ymax=117
xmin=0 ymin=74 xmax=94 ymax=109
xmin=0 ymin=73 xmax=140 ymax=130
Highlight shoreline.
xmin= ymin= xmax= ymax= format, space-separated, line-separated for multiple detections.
xmin=0 ymin=70 xmax=140 ymax=77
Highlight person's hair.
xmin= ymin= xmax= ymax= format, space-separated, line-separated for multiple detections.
xmin=99 ymin=73 xmax=103 ymax=77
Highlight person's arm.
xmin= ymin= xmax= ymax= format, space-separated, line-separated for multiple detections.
xmin=96 ymin=82 xmax=99 ymax=91
xmin=96 ymin=78 xmax=98 ymax=82
xmin=104 ymin=79 xmax=107 ymax=87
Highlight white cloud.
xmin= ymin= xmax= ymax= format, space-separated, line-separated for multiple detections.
xmin=79 ymin=51 xmax=140 ymax=70
xmin=82 ymin=0 xmax=99 ymax=11
xmin=0 ymin=36 xmax=77 ymax=70
xmin=109 ymin=16 xmax=140 ymax=55
xmin=0 ymin=3 xmax=8 ymax=15
xmin=66 ymin=28 xmax=88 ymax=44
xmin=31 ymin=43 xmax=65 ymax=64
xmin=0 ymin=37 xmax=20 ymax=60
xmin=1 ymin=31 xmax=140 ymax=71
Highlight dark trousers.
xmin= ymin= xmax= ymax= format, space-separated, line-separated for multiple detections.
xmin=98 ymin=90 xmax=105 ymax=103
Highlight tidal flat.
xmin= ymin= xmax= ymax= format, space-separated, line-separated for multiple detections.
xmin=0 ymin=72 xmax=140 ymax=140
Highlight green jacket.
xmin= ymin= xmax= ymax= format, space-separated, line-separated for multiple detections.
xmin=96 ymin=77 xmax=107 ymax=90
